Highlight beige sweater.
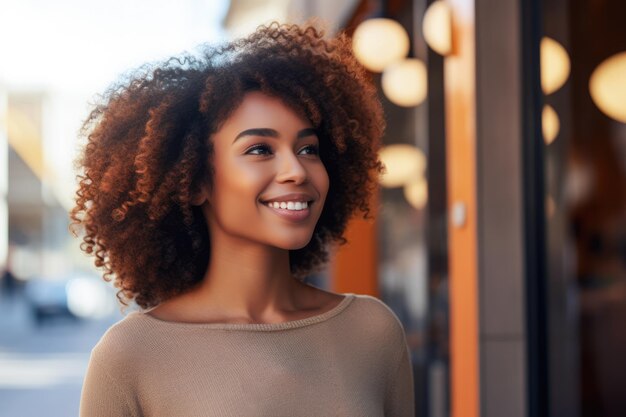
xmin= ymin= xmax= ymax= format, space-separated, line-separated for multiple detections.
xmin=79 ymin=293 xmax=415 ymax=417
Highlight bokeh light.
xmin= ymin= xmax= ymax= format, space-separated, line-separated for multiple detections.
xmin=542 ymin=104 xmax=560 ymax=145
xmin=381 ymin=59 xmax=428 ymax=107
xmin=589 ymin=51 xmax=626 ymax=123
xmin=379 ymin=144 xmax=427 ymax=188
xmin=423 ymin=0 xmax=452 ymax=56
xmin=541 ymin=37 xmax=570 ymax=95
xmin=352 ymin=18 xmax=410 ymax=72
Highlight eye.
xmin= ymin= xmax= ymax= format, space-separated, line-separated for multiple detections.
xmin=245 ymin=144 xmax=272 ymax=156
xmin=298 ymin=144 xmax=320 ymax=156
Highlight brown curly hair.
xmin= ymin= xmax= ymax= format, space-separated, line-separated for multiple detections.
xmin=69 ymin=22 xmax=385 ymax=310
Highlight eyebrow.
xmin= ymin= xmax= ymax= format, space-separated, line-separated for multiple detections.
xmin=233 ymin=127 xmax=317 ymax=143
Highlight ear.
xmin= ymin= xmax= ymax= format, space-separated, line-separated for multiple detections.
xmin=190 ymin=183 xmax=210 ymax=206
xmin=190 ymin=194 xmax=206 ymax=206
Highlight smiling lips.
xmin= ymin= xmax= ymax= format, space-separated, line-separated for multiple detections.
xmin=266 ymin=201 xmax=309 ymax=210
xmin=260 ymin=193 xmax=315 ymax=221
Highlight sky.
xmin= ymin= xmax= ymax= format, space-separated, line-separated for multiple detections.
xmin=0 ymin=0 xmax=230 ymax=93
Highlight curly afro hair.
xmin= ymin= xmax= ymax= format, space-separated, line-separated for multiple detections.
xmin=69 ymin=22 xmax=385 ymax=310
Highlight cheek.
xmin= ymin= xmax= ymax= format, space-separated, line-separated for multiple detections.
xmin=209 ymin=172 xmax=267 ymax=235
xmin=211 ymin=157 xmax=267 ymax=208
xmin=215 ymin=169 xmax=266 ymax=202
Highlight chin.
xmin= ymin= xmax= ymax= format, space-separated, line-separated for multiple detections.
xmin=273 ymin=235 xmax=313 ymax=251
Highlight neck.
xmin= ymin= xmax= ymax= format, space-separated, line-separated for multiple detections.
xmin=180 ymin=224 xmax=308 ymax=322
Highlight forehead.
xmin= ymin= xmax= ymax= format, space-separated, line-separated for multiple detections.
xmin=219 ymin=91 xmax=312 ymax=133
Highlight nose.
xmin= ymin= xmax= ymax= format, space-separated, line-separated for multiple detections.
xmin=275 ymin=152 xmax=308 ymax=184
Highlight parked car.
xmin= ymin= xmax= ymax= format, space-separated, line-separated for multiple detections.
xmin=24 ymin=272 xmax=116 ymax=326
xmin=24 ymin=277 xmax=76 ymax=325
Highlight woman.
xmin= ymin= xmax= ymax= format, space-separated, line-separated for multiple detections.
xmin=73 ymin=22 xmax=415 ymax=416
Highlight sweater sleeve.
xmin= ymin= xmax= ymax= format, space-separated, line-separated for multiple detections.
xmin=384 ymin=333 xmax=416 ymax=417
xmin=79 ymin=355 xmax=141 ymax=417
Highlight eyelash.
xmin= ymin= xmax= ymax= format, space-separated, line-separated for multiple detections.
xmin=245 ymin=144 xmax=320 ymax=156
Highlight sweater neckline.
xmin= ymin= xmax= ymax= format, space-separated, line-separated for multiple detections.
xmin=132 ymin=293 xmax=356 ymax=331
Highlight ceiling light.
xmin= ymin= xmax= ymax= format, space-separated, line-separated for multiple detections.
xmin=352 ymin=18 xmax=410 ymax=72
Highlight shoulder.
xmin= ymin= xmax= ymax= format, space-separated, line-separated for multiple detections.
xmin=88 ymin=312 xmax=153 ymax=378
xmin=82 ymin=315 xmax=148 ymax=416
xmin=348 ymin=294 xmax=408 ymax=344
xmin=349 ymin=293 xmax=404 ymax=325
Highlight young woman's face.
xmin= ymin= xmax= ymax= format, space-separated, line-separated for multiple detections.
xmin=204 ymin=91 xmax=329 ymax=250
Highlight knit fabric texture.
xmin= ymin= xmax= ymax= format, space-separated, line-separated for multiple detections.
xmin=79 ymin=293 xmax=415 ymax=416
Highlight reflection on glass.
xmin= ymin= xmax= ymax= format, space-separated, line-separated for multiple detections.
xmin=544 ymin=1 xmax=626 ymax=415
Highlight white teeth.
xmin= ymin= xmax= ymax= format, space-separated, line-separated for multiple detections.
xmin=267 ymin=201 xmax=309 ymax=211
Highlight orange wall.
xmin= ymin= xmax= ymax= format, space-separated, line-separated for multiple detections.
xmin=445 ymin=1 xmax=480 ymax=416
xmin=331 ymin=191 xmax=379 ymax=296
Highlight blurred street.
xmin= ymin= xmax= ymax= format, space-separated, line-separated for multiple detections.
xmin=0 ymin=0 xmax=624 ymax=415
xmin=0 ymin=294 xmax=122 ymax=417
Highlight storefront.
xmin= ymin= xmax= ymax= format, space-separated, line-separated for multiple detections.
xmin=224 ymin=0 xmax=626 ymax=415
xmin=331 ymin=0 xmax=626 ymax=416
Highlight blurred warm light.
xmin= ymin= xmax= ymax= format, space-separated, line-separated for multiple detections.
xmin=542 ymin=104 xmax=560 ymax=145
xmin=379 ymin=144 xmax=427 ymax=188
xmin=546 ymin=195 xmax=556 ymax=218
xmin=423 ymin=1 xmax=452 ymax=56
xmin=541 ymin=37 xmax=570 ymax=95
xmin=6 ymin=108 xmax=45 ymax=180
xmin=589 ymin=51 xmax=626 ymax=123
xmin=225 ymin=1 xmax=288 ymax=38
xmin=382 ymin=59 xmax=428 ymax=107
xmin=352 ymin=18 xmax=410 ymax=72
xmin=404 ymin=177 xmax=428 ymax=209
xmin=6 ymin=107 xmax=73 ymax=211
